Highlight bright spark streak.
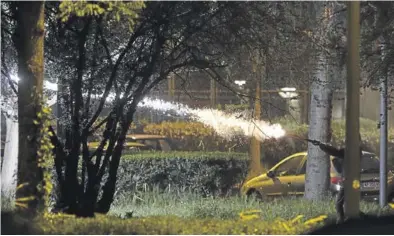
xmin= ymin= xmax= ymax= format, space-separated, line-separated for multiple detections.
xmin=138 ymin=98 xmax=286 ymax=140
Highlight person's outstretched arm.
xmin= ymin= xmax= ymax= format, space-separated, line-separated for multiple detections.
xmin=318 ymin=143 xmax=345 ymax=159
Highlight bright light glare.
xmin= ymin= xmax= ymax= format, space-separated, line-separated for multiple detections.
xmin=9 ymin=74 xmax=58 ymax=91
xmin=138 ymin=97 xmax=286 ymax=140
xmin=281 ymin=87 xmax=296 ymax=92
xmin=279 ymin=87 xmax=298 ymax=99
xmin=234 ymin=80 xmax=246 ymax=86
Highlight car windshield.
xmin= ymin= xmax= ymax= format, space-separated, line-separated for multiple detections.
xmin=360 ymin=153 xmax=380 ymax=173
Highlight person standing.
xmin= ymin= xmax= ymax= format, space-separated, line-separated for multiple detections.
xmin=308 ymin=135 xmax=363 ymax=223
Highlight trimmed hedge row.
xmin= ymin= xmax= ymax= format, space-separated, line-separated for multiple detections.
xmin=49 ymin=152 xmax=249 ymax=204
xmin=113 ymin=152 xmax=249 ymax=197
xmin=144 ymin=117 xmax=394 ymax=167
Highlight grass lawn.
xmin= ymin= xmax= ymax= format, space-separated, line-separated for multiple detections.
xmin=2 ymin=189 xmax=394 ymax=235
xmin=109 ymin=189 xmax=393 ymax=221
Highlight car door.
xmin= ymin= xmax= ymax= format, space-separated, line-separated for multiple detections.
xmin=265 ymin=154 xmax=305 ymax=196
xmin=288 ymin=154 xmax=307 ymax=196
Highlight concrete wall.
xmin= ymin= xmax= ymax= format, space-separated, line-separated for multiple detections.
xmin=333 ymin=88 xmax=394 ymax=128
xmin=360 ymin=87 xmax=394 ymax=128
xmin=332 ymin=91 xmax=346 ymax=120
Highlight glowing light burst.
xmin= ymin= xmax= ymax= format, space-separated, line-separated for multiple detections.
xmin=138 ymin=98 xmax=286 ymax=140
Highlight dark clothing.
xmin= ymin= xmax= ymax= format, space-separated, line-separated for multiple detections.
xmin=318 ymin=143 xmax=363 ymax=175
xmin=317 ymin=143 xmax=362 ymax=223
xmin=336 ymin=187 xmax=345 ymax=223
xmin=319 ymin=143 xmax=345 ymax=174
xmin=318 ymin=143 xmax=345 ymax=159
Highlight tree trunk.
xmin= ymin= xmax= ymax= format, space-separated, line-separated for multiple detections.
xmin=14 ymin=1 xmax=45 ymax=214
xmin=210 ymin=78 xmax=217 ymax=108
xmin=1 ymin=115 xmax=18 ymax=207
xmin=304 ymin=51 xmax=333 ymax=200
xmin=95 ymin=123 xmax=130 ymax=213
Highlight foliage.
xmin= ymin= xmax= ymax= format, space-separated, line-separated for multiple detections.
xmin=36 ymin=213 xmax=327 ymax=235
xmin=224 ymin=104 xmax=250 ymax=113
xmin=144 ymin=117 xmax=394 ymax=167
xmin=35 ymin=100 xmax=54 ymax=211
xmin=13 ymin=95 xmax=54 ymax=212
xmin=3 ymin=193 xmax=394 ymax=234
xmin=107 ymin=151 xmax=248 ymax=197
xmin=58 ymin=0 xmax=144 ymax=27
xmin=143 ymin=119 xmax=307 ymax=166
xmin=144 ymin=121 xmax=242 ymax=151
xmin=44 ymin=1 xmax=281 ymax=214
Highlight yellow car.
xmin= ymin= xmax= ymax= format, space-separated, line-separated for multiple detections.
xmin=241 ymin=151 xmax=394 ymax=202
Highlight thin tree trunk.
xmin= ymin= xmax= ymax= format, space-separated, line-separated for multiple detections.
xmin=95 ymin=121 xmax=131 ymax=213
xmin=63 ymin=19 xmax=91 ymax=214
xmin=14 ymin=1 xmax=45 ymax=214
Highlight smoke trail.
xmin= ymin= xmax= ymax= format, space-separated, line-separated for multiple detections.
xmin=138 ymin=97 xmax=286 ymax=141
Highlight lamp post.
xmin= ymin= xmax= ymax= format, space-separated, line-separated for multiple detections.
xmin=247 ymin=51 xmax=264 ymax=179
xmin=378 ymin=37 xmax=388 ymax=208
xmin=344 ymin=1 xmax=361 ymax=219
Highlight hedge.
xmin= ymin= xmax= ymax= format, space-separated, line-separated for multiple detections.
xmin=113 ymin=151 xmax=249 ymax=197
xmin=48 ymin=151 xmax=248 ymax=205
xmin=144 ymin=117 xmax=394 ymax=167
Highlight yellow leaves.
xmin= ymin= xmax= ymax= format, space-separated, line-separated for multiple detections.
xmin=42 ymin=106 xmax=51 ymax=114
xmin=389 ymin=203 xmax=394 ymax=209
xmin=15 ymin=194 xmax=35 ymax=209
xmin=237 ymin=210 xmax=326 ymax=234
xmin=37 ymin=214 xmax=322 ymax=235
xmin=15 ymin=196 xmax=36 ymax=202
xmin=15 ymin=202 xmax=29 ymax=209
xmin=304 ymin=215 xmax=327 ymax=226
xmin=239 ymin=210 xmax=262 ymax=221
xmin=16 ymin=182 xmax=30 ymax=190
xmin=33 ymin=98 xmax=55 ymax=211
xmin=290 ymin=214 xmax=304 ymax=224
xmin=58 ymin=0 xmax=145 ymax=30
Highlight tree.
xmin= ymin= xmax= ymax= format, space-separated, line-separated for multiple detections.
xmin=44 ymin=1 xmax=288 ymax=216
xmin=12 ymin=1 xmax=46 ymax=214
xmin=304 ymin=2 xmax=347 ymax=200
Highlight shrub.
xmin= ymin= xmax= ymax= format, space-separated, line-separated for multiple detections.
xmin=144 ymin=117 xmax=394 ymax=168
xmin=113 ymin=151 xmax=249 ymax=197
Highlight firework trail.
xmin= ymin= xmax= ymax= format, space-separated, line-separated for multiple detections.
xmin=138 ymin=98 xmax=286 ymax=141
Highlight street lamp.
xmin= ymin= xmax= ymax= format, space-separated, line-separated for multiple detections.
xmin=279 ymin=87 xmax=300 ymax=122
xmin=278 ymin=87 xmax=298 ymax=99
xmin=234 ymin=80 xmax=246 ymax=87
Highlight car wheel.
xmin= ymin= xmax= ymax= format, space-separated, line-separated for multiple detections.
xmin=246 ymin=189 xmax=263 ymax=201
